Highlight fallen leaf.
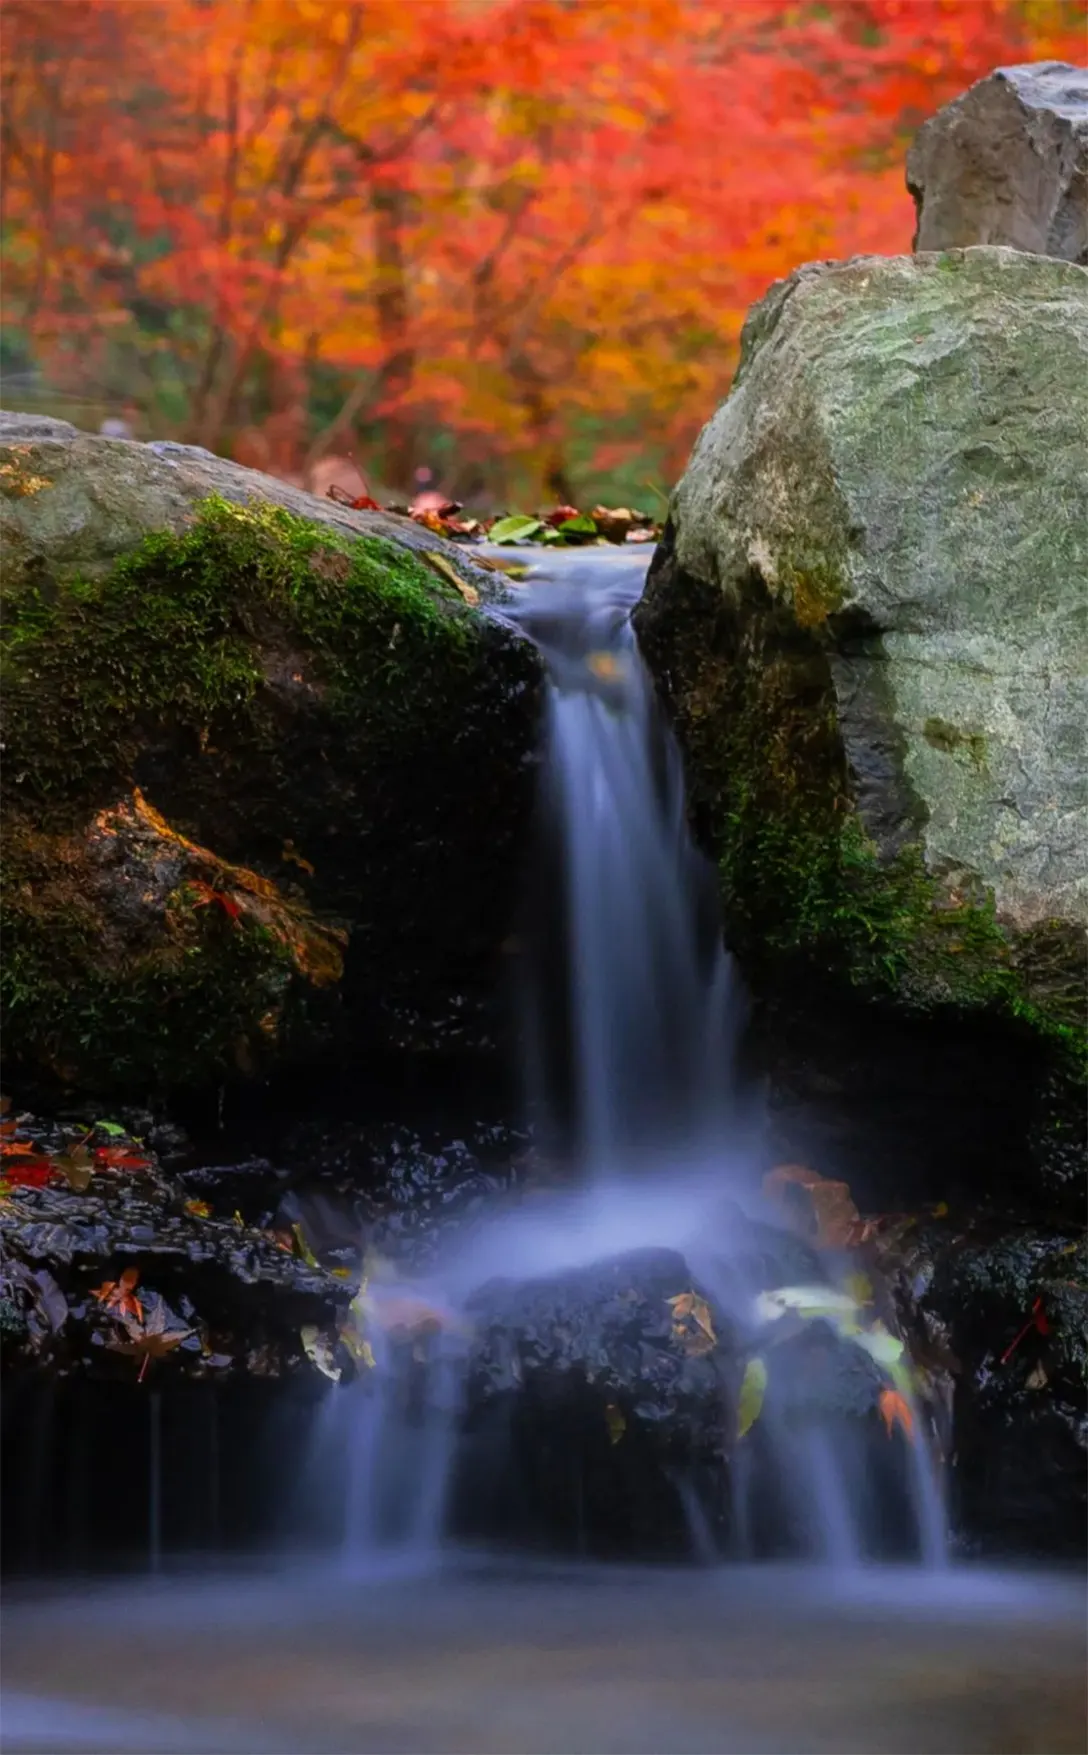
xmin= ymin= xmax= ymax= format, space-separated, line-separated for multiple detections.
xmin=1000 ymin=1297 xmax=1050 ymax=1365
xmin=109 ymin=1303 xmax=194 ymax=1382
xmin=763 ymin=1163 xmax=863 ymax=1250
xmin=281 ymin=840 xmax=315 ymax=876
xmin=92 ymin=1266 xmax=144 ymax=1324
xmin=301 ymin=1323 xmax=342 ymax=1381
xmin=292 ymin=1221 xmax=319 ymax=1269
xmin=52 ymin=1144 xmax=94 ymax=1191
xmin=591 ymin=505 xmax=634 ymax=544
xmin=184 ymin=1198 xmax=212 ymax=1219
xmin=420 ymin=548 xmax=480 ymax=605
xmin=93 ymin=1145 xmax=151 ymax=1172
xmin=190 ymin=880 xmax=242 ymax=922
xmin=326 ymin=483 xmax=380 ymax=510
xmin=586 ymin=651 xmax=623 ymax=683
xmin=1024 ymin=1360 xmax=1049 ymax=1390
xmin=878 ymin=1386 xmax=915 ymax=1441
xmin=339 ymin=1324 xmax=376 ymax=1370
xmin=667 ymin=1289 xmax=717 ymax=1351
xmin=0 ymin=1150 xmax=55 ymax=1186
xmin=844 ymin=1272 xmax=873 ymax=1308
xmin=557 ymin=513 xmax=598 ymax=541
xmin=488 ymin=514 xmax=545 ymax=544
xmin=542 ymin=505 xmax=580 ymax=527
xmin=737 ymin=1357 xmax=768 ymax=1438
xmin=94 ymin=1121 xmax=128 ymax=1139
xmin=931 ymin=1201 xmax=949 ymax=1217
xmin=604 ymin=1402 xmax=626 ymax=1445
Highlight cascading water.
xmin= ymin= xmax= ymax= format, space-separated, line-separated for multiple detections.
xmin=318 ymin=545 xmax=946 ymax=1571
xmin=510 ymin=551 xmax=739 ymax=1177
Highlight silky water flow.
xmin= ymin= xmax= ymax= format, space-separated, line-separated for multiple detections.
xmin=311 ymin=546 xmax=946 ymax=1572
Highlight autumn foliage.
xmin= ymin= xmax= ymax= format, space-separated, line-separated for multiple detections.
xmin=2 ymin=0 xmax=1082 ymax=503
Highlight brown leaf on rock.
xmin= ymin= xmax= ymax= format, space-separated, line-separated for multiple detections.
xmin=667 ymin=1289 xmax=717 ymax=1354
xmin=763 ymin=1163 xmax=864 ymax=1250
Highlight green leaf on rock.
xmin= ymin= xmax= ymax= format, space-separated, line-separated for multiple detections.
xmin=738 ymin=1357 xmax=767 ymax=1438
xmin=489 ymin=515 xmax=545 ymax=544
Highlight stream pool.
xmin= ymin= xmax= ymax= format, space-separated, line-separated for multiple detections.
xmin=3 ymin=1559 xmax=1084 ymax=1753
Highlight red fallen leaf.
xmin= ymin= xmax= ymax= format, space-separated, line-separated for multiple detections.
xmin=93 ymin=1145 xmax=152 ymax=1171
xmin=1 ymin=1156 xmax=54 ymax=1186
xmin=326 ymin=483 xmax=380 ymax=510
xmin=1000 ymin=1297 xmax=1049 ymax=1365
xmin=879 ymin=1386 xmax=914 ymax=1441
xmin=542 ymin=505 xmax=580 ymax=528
xmin=190 ymin=881 xmax=242 ymax=922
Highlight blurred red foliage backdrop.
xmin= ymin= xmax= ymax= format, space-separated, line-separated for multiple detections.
xmin=2 ymin=0 xmax=1082 ymax=503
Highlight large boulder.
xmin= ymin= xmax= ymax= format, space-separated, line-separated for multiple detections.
xmin=634 ymin=248 xmax=1087 ymax=1211
xmin=907 ymin=62 xmax=1088 ymax=261
xmin=0 ymin=415 xmax=543 ymax=1100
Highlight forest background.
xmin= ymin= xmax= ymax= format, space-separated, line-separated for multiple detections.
xmin=2 ymin=0 xmax=1083 ymax=509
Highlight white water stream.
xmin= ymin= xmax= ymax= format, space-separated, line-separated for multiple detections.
xmin=314 ymin=546 xmax=946 ymax=1570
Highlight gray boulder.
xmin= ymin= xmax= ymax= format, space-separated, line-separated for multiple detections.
xmin=635 ymin=247 xmax=1087 ymax=1204
xmin=907 ymin=62 xmax=1088 ymax=261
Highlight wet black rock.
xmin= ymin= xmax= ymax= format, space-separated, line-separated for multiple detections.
xmin=0 ymin=1112 xmax=345 ymax=1385
xmin=924 ymin=1221 xmax=1088 ymax=1559
xmin=455 ymin=1247 xmax=734 ymax=1559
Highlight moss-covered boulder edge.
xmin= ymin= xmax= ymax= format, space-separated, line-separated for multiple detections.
xmin=635 ymin=249 xmax=1086 ymax=1188
xmin=2 ymin=423 xmax=543 ymax=1098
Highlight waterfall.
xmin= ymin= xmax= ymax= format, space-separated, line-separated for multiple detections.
xmin=319 ymin=545 xmax=946 ymax=1570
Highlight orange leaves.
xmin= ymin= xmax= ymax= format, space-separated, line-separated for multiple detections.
xmin=878 ymin=1387 xmax=914 ymax=1442
xmin=92 ymin=1266 xmax=144 ymax=1325
xmin=6 ymin=0 xmax=1084 ymax=491
xmin=92 ymin=1267 xmax=194 ymax=1380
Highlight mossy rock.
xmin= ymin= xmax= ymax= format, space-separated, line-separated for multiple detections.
xmin=1 ymin=415 xmax=543 ymax=1098
xmin=634 ymin=249 xmax=1087 ymax=1201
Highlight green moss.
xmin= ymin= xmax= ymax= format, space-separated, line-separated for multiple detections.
xmin=2 ymin=495 xmax=477 ymax=812
xmin=1 ymin=893 xmax=300 ymax=1092
xmin=1 ymin=495 xmax=530 ymax=1096
xmin=922 ymin=715 xmax=987 ymax=768
xmin=639 ymin=548 xmax=1084 ymax=1067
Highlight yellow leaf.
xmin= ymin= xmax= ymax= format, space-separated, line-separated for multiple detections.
xmin=844 ymin=1272 xmax=873 ymax=1307
xmin=184 ymin=1198 xmax=212 ymax=1219
xmin=292 ymin=1222 xmax=319 ymax=1269
xmin=931 ymin=1201 xmax=949 ymax=1217
xmin=737 ymin=1357 xmax=767 ymax=1438
xmin=421 ymin=549 xmax=480 ymax=605
xmin=605 ymin=1402 xmax=626 ymax=1445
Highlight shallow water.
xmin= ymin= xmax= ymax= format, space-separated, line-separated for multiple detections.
xmin=4 ymin=1561 xmax=1085 ymax=1753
